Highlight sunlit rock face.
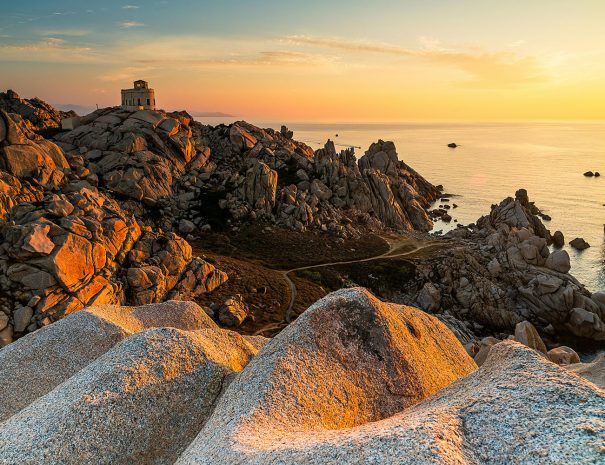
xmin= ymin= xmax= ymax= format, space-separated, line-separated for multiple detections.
xmin=0 ymin=188 xmax=227 ymax=342
xmin=0 ymin=289 xmax=601 ymax=464
xmin=0 ymin=107 xmax=228 ymax=343
xmin=179 ymin=341 xmax=603 ymax=465
xmin=177 ymin=287 xmax=477 ymax=463
xmin=0 ymin=300 xmax=216 ymax=422
xmin=0 ymin=90 xmax=72 ymax=132
xmin=0 ymin=317 xmax=263 ymax=464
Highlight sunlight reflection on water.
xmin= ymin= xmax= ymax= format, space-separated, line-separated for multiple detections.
xmin=196 ymin=118 xmax=605 ymax=292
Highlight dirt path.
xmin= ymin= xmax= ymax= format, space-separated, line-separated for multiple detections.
xmin=252 ymin=235 xmax=447 ymax=335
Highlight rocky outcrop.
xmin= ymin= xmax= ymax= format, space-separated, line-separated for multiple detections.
xmin=0 ymin=110 xmax=68 ymax=190
xmin=0 ymin=90 xmax=73 ymax=132
xmin=55 ymin=108 xmax=197 ymax=202
xmin=0 ymin=300 xmax=215 ymax=422
xmin=195 ymin=122 xmax=440 ymax=235
xmin=0 ymin=186 xmax=141 ymax=337
xmin=1 ymin=289 xmax=602 ymax=464
xmin=0 ymin=186 xmax=227 ymax=343
xmin=45 ymin=106 xmax=439 ymax=238
xmin=0 ymin=303 xmax=264 ymax=465
xmin=409 ymin=191 xmax=605 ymax=344
xmin=359 ymin=140 xmax=439 ymax=231
xmin=236 ymin=159 xmax=278 ymax=215
xmin=217 ymin=294 xmax=250 ymax=327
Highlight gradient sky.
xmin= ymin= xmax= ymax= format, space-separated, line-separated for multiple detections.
xmin=1 ymin=0 xmax=604 ymax=121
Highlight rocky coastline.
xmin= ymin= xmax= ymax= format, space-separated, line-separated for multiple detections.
xmin=0 ymin=90 xmax=603 ymax=463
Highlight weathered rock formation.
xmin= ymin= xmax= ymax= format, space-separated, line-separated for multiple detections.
xmin=0 ymin=289 xmax=602 ymax=464
xmin=0 ymin=300 xmax=216 ymax=421
xmin=0 ymin=110 xmax=228 ymax=343
xmin=0 ymin=301 xmax=264 ymax=464
xmin=408 ymin=190 xmax=605 ymax=344
xmin=47 ymin=107 xmax=440 ymax=237
xmin=0 ymin=90 xmax=73 ymax=132
xmin=178 ymin=340 xmax=603 ymax=465
xmin=0 ymin=93 xmax=444 ymax=343
xmin=185 ymin=121 xmax=441 ymax=235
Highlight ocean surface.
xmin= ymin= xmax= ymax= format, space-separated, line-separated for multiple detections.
xmin=196 ymin=118 xmax=605 ymax=292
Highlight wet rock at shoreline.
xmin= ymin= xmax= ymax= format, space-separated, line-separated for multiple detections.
xmin=570 ymin=237 xmax=591 ymax=250
xmin=552 ymin=229 xmax=565 ymax=248
xmin=414 ymin=190 xmax=605 ymax=344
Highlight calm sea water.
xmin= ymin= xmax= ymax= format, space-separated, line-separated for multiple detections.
xmin=196 ymin=118 xmax=605 ymax=292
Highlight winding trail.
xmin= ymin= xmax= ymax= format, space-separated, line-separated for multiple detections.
xmin=253 ymin=237 xmax=444 ymax=335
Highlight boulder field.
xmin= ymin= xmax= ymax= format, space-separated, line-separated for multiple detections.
xmin=0 ymin=288 xmax=602 ymax=464
xmin=1 ymin=92 xmax=603 ymax=352
xmin=408 ymin=189 xmax=605 ymax=344
xmin=0 ymin=91 xmax=603 ymax=465
xmin=0 ymin=92 xmax=441 ymax=344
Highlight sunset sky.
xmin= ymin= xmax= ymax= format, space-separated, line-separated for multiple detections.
xmin=1 ymin=0 xmax=604 ymax=121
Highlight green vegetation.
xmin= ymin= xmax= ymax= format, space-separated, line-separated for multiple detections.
xmin=297 ymin=270 xmax=323 ymax=285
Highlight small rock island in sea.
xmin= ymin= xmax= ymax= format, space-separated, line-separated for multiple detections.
xmin=0 ymin=83 xmax=603 ymax=464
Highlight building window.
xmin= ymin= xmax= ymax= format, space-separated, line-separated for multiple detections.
xmin=138 ymin=98 xmax=141 ymax=106
xmin=147 ymin=98 xmax=150 ymax=105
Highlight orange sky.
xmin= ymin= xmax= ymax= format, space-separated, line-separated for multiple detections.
xmin=1 ymin=1 xmax=605 ymax=121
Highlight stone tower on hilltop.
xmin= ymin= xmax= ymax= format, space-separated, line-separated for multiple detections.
xmin=121 ymin=80 xmax=156 ymax=111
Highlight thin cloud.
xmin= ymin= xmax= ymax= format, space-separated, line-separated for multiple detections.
xmin=122 ymin=5 xmax=140 ymax=9
xmin=99 ymin=66 xmax=155 ymax=81
xmin=119 ymin=21 xmax=144 ymax=28
xmin=283 ymin=34 xmax=546 ymax=88
xmin=284 ymin=35 xmax=417 ymax=56
xmin=0 ymin=37 xmax=94 ymax=62
xmin=37 ymin=28 xmax=92 ymax=37
xmin=118 ymin=36 xmax=342 ymax=70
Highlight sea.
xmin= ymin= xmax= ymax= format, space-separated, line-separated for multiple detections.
xmin=195 ymin=118 xmax=605 ymax=293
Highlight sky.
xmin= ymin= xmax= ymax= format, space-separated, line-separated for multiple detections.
xmin=1 ymin=0 xmax=604 ymax=121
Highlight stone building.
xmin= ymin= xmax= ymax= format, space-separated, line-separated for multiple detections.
xmin=121 ymin=80 xmax=156 ymax=111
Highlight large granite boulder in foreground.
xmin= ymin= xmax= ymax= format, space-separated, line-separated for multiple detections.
xmin=178 ymin=341 xmax=604 ymax=465
xmin=178 ymin=287 xmax=477 ymax=463
xmin=0 ymin=300 xmax=215 ymax=422
xmin=0 ymin=327 xmax=261 ymax=465
xmin=0 ymin=289 xmax=602 ymax=464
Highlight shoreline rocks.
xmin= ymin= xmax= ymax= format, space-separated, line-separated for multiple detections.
xmin=404 ymin=190 xmax=605 ymax=345
xmin=570 ymin=237 xmax=591 ymax=250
